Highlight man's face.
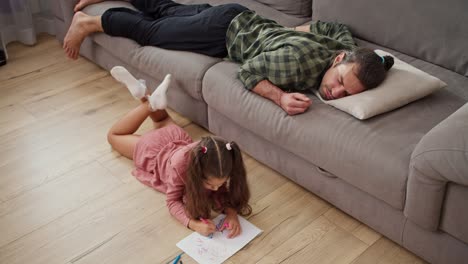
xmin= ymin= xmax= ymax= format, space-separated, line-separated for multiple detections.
xmin=318 ymin=53 xmax=366 ymax=100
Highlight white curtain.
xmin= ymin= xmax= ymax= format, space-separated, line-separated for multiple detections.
xmin=0 ymin=0 xmax=55 ymax=56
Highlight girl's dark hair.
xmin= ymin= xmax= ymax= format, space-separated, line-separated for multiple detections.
xmin=339 ymin=47 xmax=394 ymax=89
xmin=185 ymin=136 xmax=251 ymax=220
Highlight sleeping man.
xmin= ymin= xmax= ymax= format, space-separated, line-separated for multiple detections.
xmin=64 ymin=0 xmax=394 ymax=115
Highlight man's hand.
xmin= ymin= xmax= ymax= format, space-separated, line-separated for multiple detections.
xmin=294 ymin=25 xmax=311 ymax=32
xmin=279 ymin=92 xmax=311 ymax=115
xmin=252 ymin=80 xmax=312 ymax=116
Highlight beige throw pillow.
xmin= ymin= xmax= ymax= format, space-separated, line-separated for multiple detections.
xmin=315 ymin=50 xmax=447 ymax=120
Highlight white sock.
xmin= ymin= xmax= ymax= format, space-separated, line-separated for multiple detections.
xmin=110 ymin=66 xmax=146 ymax=99
xmin=147 ymin=74 xmax=171 ymax=111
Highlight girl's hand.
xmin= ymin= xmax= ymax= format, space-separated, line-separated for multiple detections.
xmin=189 ymin=219 xmax=216 ymax=237
xmin=220 ymin=209 xmax=241 ymax=238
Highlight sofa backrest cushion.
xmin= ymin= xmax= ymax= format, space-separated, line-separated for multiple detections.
xmin=255 ymin=0 xmax=311 ymax=18
xmin=312 ymin=0 xmax=468 ymax=77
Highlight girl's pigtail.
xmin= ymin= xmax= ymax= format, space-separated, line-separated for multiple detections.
xmin=185 ymin=144 xmax=211 ymax=219
xmin=228 ymin=142 xmax=252 ymax=216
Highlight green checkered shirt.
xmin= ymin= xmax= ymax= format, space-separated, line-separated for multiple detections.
xmin=226 ymin=11 xmax=356 ymax=92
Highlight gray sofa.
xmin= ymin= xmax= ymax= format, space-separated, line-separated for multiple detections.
xmin=52 ymin=0 xmax=468 ymax=263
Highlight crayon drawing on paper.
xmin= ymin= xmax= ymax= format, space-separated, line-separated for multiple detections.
xmin=176 ymin=214 xmax=262 ymax=264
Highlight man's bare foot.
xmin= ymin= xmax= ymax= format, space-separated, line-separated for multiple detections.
xmin=74 ymin=0 xmax=105 ymax=12
xmin=63 ymin=12 xmax=102 ymax=60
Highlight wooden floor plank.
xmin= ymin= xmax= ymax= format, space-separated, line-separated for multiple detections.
xmin=352 ymin=224 xmax=381 ymax=246
xmin=256 ymin=216 xmax=336 ymax=263
xmin=0 ymin=180 xmax=148 ymax=264
xmin=0 ymin=104 xmax=37 ymax=136
xmin=0 ymin=89 xmax=132 ymax=167
xmin=324 ymin=207 xmax=382 ymax=246
xmin=277 ymin=224 xmax=368 ymax=264
xmin=0 ymin=120 xmax=115 ymax=201
xmin=228 ymin=182 xmax=330 ymax=263
xmin=0 ymin=162 xmax=122 ymax=248
xmin=0 ymin=58 xmax=103 ymax=108
xmin=21 ymin=75 xmax=119 ymax=119
xmin=351 ymin=237 xmax=426 ymax=264
xmin=0 ymin=34 xmax=64 ymax=82
xmin=72 ymin=206 xmax=190 ymax=264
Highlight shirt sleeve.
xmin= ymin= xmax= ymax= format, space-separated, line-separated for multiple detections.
xmin=238 ymin=48 xmax=303 ymax=91
xmin=309 ymin=21 xmax=356 ymax=48
xmin=165 ymin=169 xmax=191 ymax=227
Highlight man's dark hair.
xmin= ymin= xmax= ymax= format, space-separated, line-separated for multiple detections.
xmin=339 ymin=47 xmax=394 ymax=89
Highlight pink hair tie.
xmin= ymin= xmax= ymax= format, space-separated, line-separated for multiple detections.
xmin=201 ymin=146 xmax=208 ymax=154
xmin=226 ymin=143 xmax=232 ymax=150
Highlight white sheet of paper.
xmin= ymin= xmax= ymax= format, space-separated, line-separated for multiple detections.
xmin=176 ymin=214 xmax=262 ymax=264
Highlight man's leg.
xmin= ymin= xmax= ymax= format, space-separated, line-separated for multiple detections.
xmin=64 ymin=7 xmax=146 ymax=60
xmin=143 ymin=3 xmax=249 ymax=57
xmin=64 ymin=3 xmax=248 ymax=59
xmin=63 ymin=11 xmax=103 ymax=60
xmin=73 ymin=0 xmax=210 ymax=17
xmin=74 ymin=0 xmax=108 ymax=12
xmin=131 ymin=0 xmax=212 ymax=18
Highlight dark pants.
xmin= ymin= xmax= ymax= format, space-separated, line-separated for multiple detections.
xmin=101 ymin=0 xmax=248 ymax=57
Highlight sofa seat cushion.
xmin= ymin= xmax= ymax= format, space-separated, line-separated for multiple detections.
xmin=176 ymin=0 xmax=311 ymax=27
xmin=440 ymin=184 xmax=468 ymax=244
xmin=83 ymin=1 xmax=221 ymax=101
xmin=202 ymin=61 xmax=464 ymax=210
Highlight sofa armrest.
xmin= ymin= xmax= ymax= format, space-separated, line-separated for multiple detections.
xmin=405 ymin=103 xmax=468 ymax=231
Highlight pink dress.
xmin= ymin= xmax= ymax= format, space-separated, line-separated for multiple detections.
xmin=132 ymin=124 xmax=198 ymax=227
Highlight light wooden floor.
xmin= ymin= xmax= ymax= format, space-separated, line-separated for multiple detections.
xmin=0 ymin=34 xmax=426 ymax=264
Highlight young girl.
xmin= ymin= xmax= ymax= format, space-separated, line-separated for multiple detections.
xmin=107 ymin=67 xmax=251 ymax=238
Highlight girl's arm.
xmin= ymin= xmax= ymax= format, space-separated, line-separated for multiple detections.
xmin=165 ymin=184 xmax=191 ymax=227
xmin=165 ymin=170 xmax=216 ymax=236
xmin=221 ymin=207 xmax=242 ymax=238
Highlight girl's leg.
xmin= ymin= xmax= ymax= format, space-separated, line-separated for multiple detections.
xmin=110 ymin=66 xmax=171 ymax=111
xmin=107 ymin=101 xmax=151 ymax=159
xmin=140 ymin=98 xmax=171 ymax=126
xmin=108 ymin=69 xmax=175 ymax=159
xmin=110 ymin=66 xmax=147 ymax=99
xmin=139 ymin=74 xmax=174 ymax=127
xmin=107 ymin=101 xmax=173 ymax=159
